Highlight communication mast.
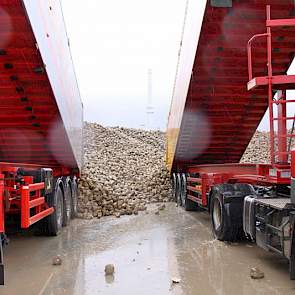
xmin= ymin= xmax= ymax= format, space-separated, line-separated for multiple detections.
xmin=146 ymin=68 xmax=154 ymax=130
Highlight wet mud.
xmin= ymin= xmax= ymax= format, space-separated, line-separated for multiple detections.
xmin=2 ymin=203 xmax=295 ymax=295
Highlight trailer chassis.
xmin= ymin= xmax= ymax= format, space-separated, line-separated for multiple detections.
xmin=172 ymin=163 xmax=295 ymax=278
xmin=171 ymin=6 xmax=295 ymax=279
xmin=0 ymin=162 xmax=78 ymax=284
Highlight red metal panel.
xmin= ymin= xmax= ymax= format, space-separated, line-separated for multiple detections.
xmin=187 ymin=177 xmax=201 ymax=183
xmin=22 ymin=0 xmax=83 ymax=170
xmin=20 ymin=186 xmax=30 ymax=228
xmin=20 ymin=181 xmax=53 ymax=228
xmin=0 ymin=0 xmax=82 ymax=172
xmin=277 ymin=91 xmax=287 ymax=164
xmin=247 ymin=75 xmax=295 ymax=90
xmin=187 ymin=162 xmax=290 ymax=206
xmin=187 ymin=194 xmax=202 ymax=204
xmin=29 ymin=197 xmax=45 ymax=209
xmin=187 ymin=163 xmax=259 ymax=175
xmin=29 ymin=208 xmax=53 ymax=226
xmin=28 ymin=182 xmax=44 ymax=192
xmin=187 ymin=186 xmax=202 ymax=194
xmin=266 ymin=18 xmax=295 ymax=27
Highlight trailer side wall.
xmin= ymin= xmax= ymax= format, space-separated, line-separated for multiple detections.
xmin=23 ymin=0 xmax=83 ymax=170
xmin=166 ymin=0 xmax=207 ymax=172
xmin=166 ymin=0 xmax=295 ymax=173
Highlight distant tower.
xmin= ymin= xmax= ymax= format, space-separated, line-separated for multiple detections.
xmin=146 ymin=68 xmax=154 ymax=130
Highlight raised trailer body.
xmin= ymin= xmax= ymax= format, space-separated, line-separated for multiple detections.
xmin=0 ymin=0 xmax=83 ymax=169
xmin=167 ymin=0 xmax=295 ymax=171
xmin=0 ymin=0 xmax=83 ymax=284
xmin=167 ymin=0 xmax=295 ymax=279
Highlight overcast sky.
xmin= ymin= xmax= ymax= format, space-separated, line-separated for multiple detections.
xmin=61 ymin=0 xmax=186 ymax=130
xmin=61 ymin=0 xmax=295 ymax=133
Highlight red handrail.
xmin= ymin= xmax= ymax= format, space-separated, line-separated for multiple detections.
xmin=247 ymin=33 xmax=269 ymax=81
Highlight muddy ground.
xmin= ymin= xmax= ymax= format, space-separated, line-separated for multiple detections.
xmin=2 ymin=203 xmax=295 ymax=295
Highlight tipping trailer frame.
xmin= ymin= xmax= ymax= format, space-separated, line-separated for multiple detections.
xmin=0 ymin=163 xmax=80 ymax=285
xmin=0 ymin=0 xmax=83 ymax=285
xmin=169 ymin=5 xmax=295 ymax=279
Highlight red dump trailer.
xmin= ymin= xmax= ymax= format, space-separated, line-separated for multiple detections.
xmin=167 ymin=0 xmax=295 ymax=278
xmin=0 ymin=0 xmax=83 ymax=284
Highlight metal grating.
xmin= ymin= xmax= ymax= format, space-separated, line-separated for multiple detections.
xmin=255 ymin=198 xmax=294 ymax=209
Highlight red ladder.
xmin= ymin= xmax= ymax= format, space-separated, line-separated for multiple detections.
xmin=247 ymin=5 xmax=295 ymax=167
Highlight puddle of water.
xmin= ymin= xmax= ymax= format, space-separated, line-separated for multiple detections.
xmin=1 ymin=203 xmax=295 ymax=295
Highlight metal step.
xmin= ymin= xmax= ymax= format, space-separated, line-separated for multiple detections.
xmin=255 ymin=198 xmax=294 ymax=210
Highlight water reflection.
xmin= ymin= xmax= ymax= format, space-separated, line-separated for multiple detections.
xmin=2 ymin=205 xmax=295 ymax=295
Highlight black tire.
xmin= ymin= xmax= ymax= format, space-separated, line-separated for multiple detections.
xmin=46 ymin=181 xmax=64 ymax=236
xmin=181 ymin=174 xmax=198 ymax=211
xmin=171 ymin=173 xmax=177 ymax=202
xmin=63 ymin=178 xmax=72 ymax=226
xmin=176 ymin=173 xmax=182 ymax=206
xmin=71 ymin=177 xmax=78 ymax=218
xmin=210 ymin=184 xmax=245 ymax=241
xmin=180 ymin=173 xmax=186 ymax=205
xmin=290 ymin=212 xmax=295 ymax=280
xmin=0 ymin=235 xmax=3 ymax=285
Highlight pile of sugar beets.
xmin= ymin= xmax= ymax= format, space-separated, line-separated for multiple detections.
xmin=240 ymin=130 xmax=295 ymax=164
xmin=78 ymin=125 xmax=278 ymax=219
xmin=77 ymin=123 xmax=172 ymax=219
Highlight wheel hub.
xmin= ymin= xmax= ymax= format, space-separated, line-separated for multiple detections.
xmin=56 ymin=194 xmax=63 ymax=228
xmin=213 ymin=198 xmax=222 ymax=230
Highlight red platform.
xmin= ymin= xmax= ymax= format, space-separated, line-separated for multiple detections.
xmin=248 ymin=75 xmax=295 ymax=90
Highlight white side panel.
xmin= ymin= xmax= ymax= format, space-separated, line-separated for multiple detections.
xmin=166 ymin=0 xmax=207 ymax=170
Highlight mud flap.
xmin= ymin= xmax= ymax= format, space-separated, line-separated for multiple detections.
xmin=290 ymin=212 xmax=295 ymax=280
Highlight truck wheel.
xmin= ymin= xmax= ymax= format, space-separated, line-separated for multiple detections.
xmin=210 ymin=192 xmax=231 ymax=241
xmin=63 ymin=178 xmax=72 ymax=226
xmin=209 ymin=183 xmax=251 ymax=241
xmin=0 ymin=236 xmax=3 ymax=285
xmin=47 ymin=183 xmax=64 ymax=236
xmin=71 ymin=178 xmax=78 ymax=218
xmin=181 ymin=173 xmax=198 ymax=211
xmin=176 ymin=174 xmax=182 ymax=206
xmin=290 ymin=212 xmax=295 ymax=280
xmin=210 ymin=184 xmax=243 ymax=241
xmin=172 ymin=173 xmax=177 ymax=202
